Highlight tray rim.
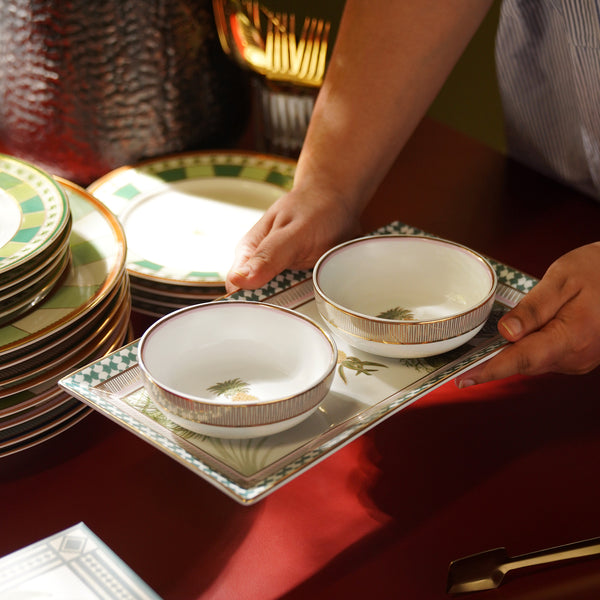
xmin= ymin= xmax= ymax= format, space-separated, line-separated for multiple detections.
xmin=59 ymin=222 xmax=538 ymax=505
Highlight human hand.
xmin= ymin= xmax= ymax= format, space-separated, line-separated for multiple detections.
xmin=456 ymin=242 xmax=600 ymax=387
xmin=225 ymin=187 xmax=363 ymax=292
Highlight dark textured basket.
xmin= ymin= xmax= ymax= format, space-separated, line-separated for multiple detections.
xmin=0 ymin=0 xmax=250 ymax=185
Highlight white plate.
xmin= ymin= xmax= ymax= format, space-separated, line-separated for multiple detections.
xmin=0 ymin=279 xmax=131 ymax=396
xmin=0 ymin=272 xmax=128 ymax=379
xmin=0 ymin=217 xmax=71 ymax=294
xmin=88 ymin=151 xmax=295 ymax=285
xmin=0 ymin=405 xmax=92 ymax=458
xmin=0 ymin=155 xmax=70 ymax=278
xmin=0 ymin=178 xmax=127 ymax=358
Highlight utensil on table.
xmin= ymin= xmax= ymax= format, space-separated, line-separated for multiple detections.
xmin=447 ymin=536 xmax=600 ymax=594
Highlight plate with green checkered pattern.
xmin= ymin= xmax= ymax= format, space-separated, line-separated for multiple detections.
xmin=87 ymin=150 xmax=295 ymax=286
xmin=59 ymin=221 xmax=538 ymax=505
xmin=0 ymin=178 xmax=127 ymax=358
xmin=0 ymin=155 xmax=71 ymax=281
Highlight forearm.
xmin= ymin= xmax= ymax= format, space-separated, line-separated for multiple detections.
xmin=295 ymin=0 xmax=494 ymax=211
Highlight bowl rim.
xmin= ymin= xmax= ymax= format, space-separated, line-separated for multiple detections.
xmin=312 ymin=234 xmax=498 ymax=326
xmin=137 ymin=300 xmax=338 ymax=409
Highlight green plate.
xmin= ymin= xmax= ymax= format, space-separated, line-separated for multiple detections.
xmin=88 ymin=150 xmax=295 ymax=284
xmin=0 ymin=155 xmax=70 ymax=278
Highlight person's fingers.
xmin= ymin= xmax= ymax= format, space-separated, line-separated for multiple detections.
xmin=225 ymin=214 xmax=274 ymax=292
xmin=456 ymin=326 xmax=564 ymax=387
xmin=456 ymin=243 xmax=600 ymax=386
xmin=457 ymin=310 xmax=600 ymax=387
xmin=496 ymin=262 xmax=578 ymax=343
xmin=226 ymin=222 xmax=307 ymax=291
xmin=226 ymin=187 xmax=365 ymax=291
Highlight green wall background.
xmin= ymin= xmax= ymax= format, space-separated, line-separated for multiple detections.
xmin=427 ymin=1 xmax=505 ymax=152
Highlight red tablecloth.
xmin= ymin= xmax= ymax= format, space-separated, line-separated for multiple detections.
xmin=1 ymin=118 xmax=599 ymax=599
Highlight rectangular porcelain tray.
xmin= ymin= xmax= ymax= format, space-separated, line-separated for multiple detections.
xmin=0 ymin=522 xmax=161 ymax=598
xmin=59 ymin=222 xmax=536 ymax=504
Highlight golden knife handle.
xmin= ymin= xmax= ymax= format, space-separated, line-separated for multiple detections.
xmin=506 ymin=537 xmax=600 ymax=573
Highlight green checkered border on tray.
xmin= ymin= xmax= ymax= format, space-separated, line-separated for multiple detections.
xmin=60 ymin=220 xmax=539 ymax=503
xmin=61 ymin=342 xmax=252 ymax=499
xmin=62 ymin=330 xmax=510 ymax=503
xmin=0 ymin=157 xmax=70 ymax=269
xmin=229 ymin=220 xmax=538 ymax=303
xmin=67 ymin=342 xmax=139 ymax=387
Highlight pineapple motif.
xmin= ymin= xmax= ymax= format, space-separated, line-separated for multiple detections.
xmin=337 ymin=350 xmax=388 ymax=384
xmin=207 ymin=378 xmax=258 ymax=402
xmin=377 ymin=306 xmax=415 ymax=320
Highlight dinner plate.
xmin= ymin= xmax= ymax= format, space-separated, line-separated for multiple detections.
xmin=0 ymin=391 xmax=75 ymax=432
xmin=0 ymin=406 xmax=92 ymax=458
xmin=0 ymin=274 xmax=129 ymax=380
xmin=87 ymin=150 xmax=295 ymax=286
xmin=129 ymin=285 xmax=211 ymax=309
xmin=0 ymin=396 xmax=82 ymax=444
xmin=0 ymin=305 xmax=133 ymax=456
xmin=0 ymin=384 xmax=64 ymax=419
xmin=0 ymin=241 xmax=68 ymax=303
xmin=129 ymin=279 xmax=225 ymax=301
xmin=0 ymin=178 xmax=131 ymax=453
xmin=0 ymin=282 xmax=130 ymax=395
xmin=0 ymin=155 xmax=71 ymax=281
xmin=127 ymin=279 xmax=221 ymax=317
xmin=0 ymin=401 xmax=92 ymax=459
xmin=0 ymin=178 xmax=127 ymax=359
xmin=60 ymin=221 xmax=538 ymax=505
xmin=0 ymin=216 xmax=71 ymax=295
xmin=0 ymin=251 xmax=71 ymax=327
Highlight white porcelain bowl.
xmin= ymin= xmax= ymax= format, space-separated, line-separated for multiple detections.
xmin=137 ymin=301 xmax=337 ymax=438
xmin=312 ymin=235 xmax=497 ymax=358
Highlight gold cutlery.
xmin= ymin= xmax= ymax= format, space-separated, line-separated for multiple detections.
xmin=447 ymin=536 xmax=600 ymax=594
xmin=213 ymin=0 xmax=331 ymax=87
xmin=265 ymin=12 xmax=330 ymax=86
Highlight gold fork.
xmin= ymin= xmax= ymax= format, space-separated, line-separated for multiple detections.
xmin=297 ymin=17 xmax=330 ymax=85
xmin=215 ymin=1 xmax=331 ymax=86
xmin=266 ymin=13 xmax=330 ymax=87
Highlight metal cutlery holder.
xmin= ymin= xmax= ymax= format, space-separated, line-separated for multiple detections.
xmin=252 ymin=79 xmax=317 ymax=156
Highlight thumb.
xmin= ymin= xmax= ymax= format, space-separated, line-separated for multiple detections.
xmin=497 ymin=266 xmax=577 ymax=343
xmin=226 ymin=226 xmax=301 ymax=291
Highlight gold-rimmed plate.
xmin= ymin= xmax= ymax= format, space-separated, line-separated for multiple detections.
xmin=88 ymin=150 xmax=295 ymax=286
xmin=0 ymin=279 xmax=131 ymax=396
xmin=0 ymin=178 xmax=127 ymax=359
xmin=0 ymin=155 xmax=71 ymax=281
xmin=0 ymin=399 xmax=91 ymax=454
xmin=0 ymin=269 xmax=129 ymax=376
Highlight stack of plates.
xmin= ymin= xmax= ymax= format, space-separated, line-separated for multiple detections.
xmin=0 ymin=155 xmax=72 ymax=326
xmin=0 ymin=177 xmax=131 ymax=457
xmin=88 ymin=151 xmax=296 ymax=317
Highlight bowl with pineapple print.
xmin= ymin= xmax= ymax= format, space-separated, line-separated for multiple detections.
xmin=137 ymin=301 xmax=337 ymax=438
xmin=312 ymin=235 xmax=497 ymax=358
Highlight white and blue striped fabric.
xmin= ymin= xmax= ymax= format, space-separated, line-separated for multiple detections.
xmin=495 ymin=0 xmax=600 ymax=200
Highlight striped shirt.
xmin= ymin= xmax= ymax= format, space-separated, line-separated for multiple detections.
xmin=495 ymin=0 xmax=600 ymax=200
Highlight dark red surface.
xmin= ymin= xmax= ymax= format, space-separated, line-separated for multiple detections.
xmin=1 ymin=118 xmax=599 ymax=599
